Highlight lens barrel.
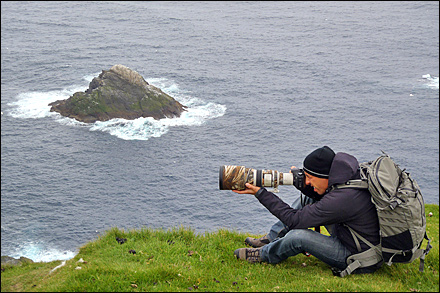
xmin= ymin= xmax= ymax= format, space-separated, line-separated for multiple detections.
xmin=219 ymin=165 xmax=295 ymax=191
xmin=219 ymin=165 xmax=254 ymax=190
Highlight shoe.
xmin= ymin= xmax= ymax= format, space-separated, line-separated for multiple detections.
xmin=245 ymin=235 xmax=270 ymax=248
xmin=234 ymin=247 xmax=262 ymax=263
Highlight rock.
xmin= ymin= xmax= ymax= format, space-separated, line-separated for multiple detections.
xmin=1 ymin=256 xmax=34 ymax=266
xmin=49 ymin=64 xmax=187 ymax=123
xmin=77 ymin=258 xmax=86 ymax=263
xmin=49 ymin=260 xmax=66 ymax=274
xmin=116 ymin=237 xmax=127 ymax=244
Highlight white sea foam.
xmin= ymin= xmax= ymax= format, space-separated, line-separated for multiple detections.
xmin=8 ymin=91 xmax=69 ymax=119
xmin=83 ymin=72 xmax=101 ymax=83
xmin=7 ymin=83 xmax=87 ymax=120
xmin=9 ymin=241 xmax=76 ymax=263
xmin=6 ymin=75 xmax=226 ymax=140
xmin=421 ymin=74 xmax=439 ymax=89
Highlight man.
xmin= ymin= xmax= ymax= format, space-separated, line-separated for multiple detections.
xmin=232 ymin=146 xmax=381 ymax=274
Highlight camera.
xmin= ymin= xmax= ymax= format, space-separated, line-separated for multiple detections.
xmin=219 ymin=165 xmax=305 ymax=192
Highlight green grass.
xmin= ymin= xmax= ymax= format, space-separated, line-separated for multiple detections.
xmin=1 ymin=204 xmax=438 ymax=292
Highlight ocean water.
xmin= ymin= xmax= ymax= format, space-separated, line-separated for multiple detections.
xmin=1 ymin=1 xmax=438 ymax=262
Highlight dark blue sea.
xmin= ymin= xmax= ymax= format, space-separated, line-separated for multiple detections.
xmin=1 ymin=1 xmax=438 ymax=262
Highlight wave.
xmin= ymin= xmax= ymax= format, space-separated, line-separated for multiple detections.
xmin=7 ymin=75 xmax=226 ymax=140
xmin=421 ymin=74 xmax=439 ymax=90
xmin=8 ymin=241 xmax=77 ymax=263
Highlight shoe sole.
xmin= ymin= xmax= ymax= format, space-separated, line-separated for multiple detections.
xmin=234 ymin=248 xmax=262 ymax=263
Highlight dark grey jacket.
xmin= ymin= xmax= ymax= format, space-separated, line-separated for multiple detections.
xmin=255 ymin=152 xmax=380 ymax=254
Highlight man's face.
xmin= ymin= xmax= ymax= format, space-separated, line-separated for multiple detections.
xmin=304 ymin=171 xmax=329 ymax=195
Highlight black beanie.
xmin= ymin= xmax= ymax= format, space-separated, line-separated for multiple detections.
xmin=303 ymin=146 xmax=335 ymax=178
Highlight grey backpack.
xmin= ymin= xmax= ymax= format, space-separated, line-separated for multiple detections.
xmin=333 ymin=152 xmax=432 ymax=277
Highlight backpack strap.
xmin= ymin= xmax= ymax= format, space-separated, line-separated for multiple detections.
xmin=332 ymin=179 xmax=369 ymax=191
xmin=408 ymin=233 xmax=432 ymax=272
xmin=334 ymin=180 xmax=402 ymax=211
xmin=330 ymin=181 xmax=383 ymax=277
xmin=337 ymin=225 xmax=383 ymax=277
xmin=339 ymin=244 xmax=383 ymax=277
xmin=348 ymin=227 xmax=362 ymax=253
xmin=419 ymin=233 xmax=432 ymax=272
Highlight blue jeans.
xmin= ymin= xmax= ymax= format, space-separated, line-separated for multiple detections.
xmin=260 ymin=194 xmax=351 ymax=270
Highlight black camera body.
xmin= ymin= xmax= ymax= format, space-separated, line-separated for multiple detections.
xmin=290 ymin=167 xmax=305 ymax=190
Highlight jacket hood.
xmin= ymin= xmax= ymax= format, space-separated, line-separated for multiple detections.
xmin=328 ymin=152 xmax=360 ymax=187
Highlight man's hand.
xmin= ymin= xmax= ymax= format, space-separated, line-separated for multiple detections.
xmin=232 ymin=183 xmax=260 ymax=195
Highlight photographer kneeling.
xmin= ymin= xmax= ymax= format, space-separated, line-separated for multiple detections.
xmin=232 ymin=146 xmax=381 ymax=275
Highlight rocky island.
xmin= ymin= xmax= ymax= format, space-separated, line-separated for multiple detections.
xmin=49 ymin=65 xmax=187 ymax=123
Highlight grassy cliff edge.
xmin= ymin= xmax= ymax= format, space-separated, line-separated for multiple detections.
xmin=1 ymin=204 xmax=438 ymax=292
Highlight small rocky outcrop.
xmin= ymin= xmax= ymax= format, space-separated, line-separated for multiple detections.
xmin=49 ymin=65 xmax=187 ymax=123
xmin=1 ymin=256 xmax=34 ymax=266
